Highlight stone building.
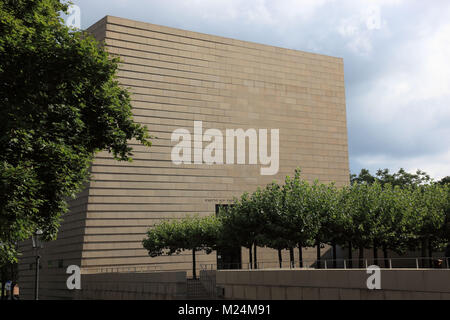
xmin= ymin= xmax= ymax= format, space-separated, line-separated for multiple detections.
xmin=18 ymin=16 xmax=349 ymax=299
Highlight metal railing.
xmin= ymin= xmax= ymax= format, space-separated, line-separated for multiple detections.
xmin=82 ymin=265 xmax=166 ymax=274
xmin=79 ymin=256 xmax=449 ymax=275
xmin=201 ymin=257 xmax=450 ymax=271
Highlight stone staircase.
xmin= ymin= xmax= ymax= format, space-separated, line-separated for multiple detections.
xmin=186 ymin=278 xmax=212 ymax=299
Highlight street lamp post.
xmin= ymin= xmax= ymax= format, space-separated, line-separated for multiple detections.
xmin=32 ymin=229 xmax=43 ymax=300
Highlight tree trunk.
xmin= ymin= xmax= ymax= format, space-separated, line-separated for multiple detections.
xmin=316 ymin=242 xmax=321 ymax=269
xmin=298 ymin=245 xmax=303 ymax=268
xmin=10 ymin=283 xmax=16 ymax=300
xmin=249 ymin=246 xmax=253 ymax=269
xmin=253 ymin=243 xmax=257 ymax=269
xmin=332 ymin=242 xmax=337 ymax=268
xmin=192 ymin=249 xmax=197 ymax=279
xmin=348 ymin=241 xmax=353 ymax=269
xmin=10 ymin=264 xmax=16 ymax=300
xmin=289 ymin=247 xmax=295 ymax=268
xmin=383 ymin=245 xmax=389 ymax=268
xmin=421 ymin=239 xmax=427 ymax=268
xmin=278 ymin=249 xmax=282 ymax=268
xmin=428 ymin=240 xmax=433 ymax=268
xmin=373 ymin=241 xmax=378 ymax=266
xmin=359 ymin=246 xmax=364 ymax=268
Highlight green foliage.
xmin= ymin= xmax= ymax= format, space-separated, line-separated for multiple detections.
xmin=218 ymin=190 xmax=265 ymax=250
xmin=350 ymin=168 xmax=375 ymax=185
xmin=438 ymin=176 xmax=450 ymax=186
xmin=351 ymin=168 xmax=432 ymax=188
xmin=258 ymin=181 xmax=290 ymax=251
xmin=376 ymin=168 xmax=432 ymax=187
xmin=411 ymin=184 xmax=447 ymax=251
xmin=142 ymin=215 xmax=220 ymax=257
xmin=341 ymin=182 xmax=380 ymax=249
xmin=308 ymin=180 xmax=341 ymax=246
xmin=0 ymin=0 xmax=152 ymax=263
xmin=284 ymin=170 xmax=319 ymax=248
xmin=142 ymin=215 xmax=220 ymax=278
xmin=376 ymin=185 xmax=414 ymax=254
xmin=443 ymin=185 xmax=450 ymax=243
xmin=143 ymin=169 xmax=450 ymax=269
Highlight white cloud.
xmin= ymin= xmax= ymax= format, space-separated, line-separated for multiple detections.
xmin=267 ymin=0 xmax=332 ymax=21
xmin=353 ymin=19 xmax=450 ymax=127
xmin=337 ymin=3 xmax=386 ymax=55
xmin=72 ymin=0 xmax=450 ymax=179
xmin=349 ymin=15 xmax=450 ymax=178
xmin=175 ymin=0 xmax=333 ymax=25
xmin=354 ymin=150 xmax=450 ymax=181
xmin=365 ymin=5 xmax=382 ymax=30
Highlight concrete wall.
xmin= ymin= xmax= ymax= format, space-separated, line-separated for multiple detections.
xmin=216 ymin=269 xmax=450 ymax=300
xmin=19 ymin=269 xmax=187 ymax=300
xmin=76 ymin=271 xmax=187 ymax=300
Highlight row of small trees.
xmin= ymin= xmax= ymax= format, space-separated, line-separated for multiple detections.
xmin=142 ymin=169 xmax=450 ymax=278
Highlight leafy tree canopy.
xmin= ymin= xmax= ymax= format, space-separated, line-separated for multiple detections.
xmin=350 ymin=168 xmax=432 ymax=188
xmin=438 ymin=176 xmax=450 ymax=186
xmin=219 ymin=190 xmax=265 ymax=250
xmin=142 ymin=216 xmax=220 ymax=257
xmin=143 ymin=170 xmax=450 ymax=270
xmin=0 ymin=0 xmax=152 ymax=263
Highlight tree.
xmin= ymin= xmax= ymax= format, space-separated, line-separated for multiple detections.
xmin=142 ymin=216 xmax=220 ymax=279
xmin=442 ymin=185 xmax=450 ymax=243
xmin=410 ymin=184 xmax=447 ymax=266
xmin=319 ymin=183 xmax=347 ymax=268
xmin=350 ymin=168 xmax=375 ymax=185
xmin=350 ymin=169 xmax=450 ymax=266
xmin=438 ymin=176 xmax=450 ymax=186
xmin=342 ymin=183 xmax=382 ymax=267
xmin=306 ymin=181 xmax=340 ymax=268
xmin=376 ymin=185 xmax=414 ymax=266
xmin=335 ymin=186 xmax=355 ymax=267
xmin=351 ymin=168 xmax=432 ymax=188
xmin=443 ymin=185 xmax=450 ymax=258
xmin=218 ymin=191 xmax=265 ymax=269
xmin=284 ymin=170 xmax=319 ymax=268
xmin=0 ymin=0 xmax=152 ymax=263
xmin=258 ymin=181 xmax=291 ymax=268
xmin=375 ymin=168 xmax=431 ymax=188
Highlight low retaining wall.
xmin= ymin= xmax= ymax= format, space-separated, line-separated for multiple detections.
xmin=20 ymin=269 xmax=188 ymax=300
xmin=75 ymin=271 xmax=187 ymax=300
xmin=215 ymin=269 xmax=450 ymax=300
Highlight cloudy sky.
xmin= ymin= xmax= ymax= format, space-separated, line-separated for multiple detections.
xmin=69 ymin=0 xmax=450 ymax=180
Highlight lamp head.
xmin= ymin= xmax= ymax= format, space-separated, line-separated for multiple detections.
xmin=32 ymin=229 xmax=44 ymax=249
